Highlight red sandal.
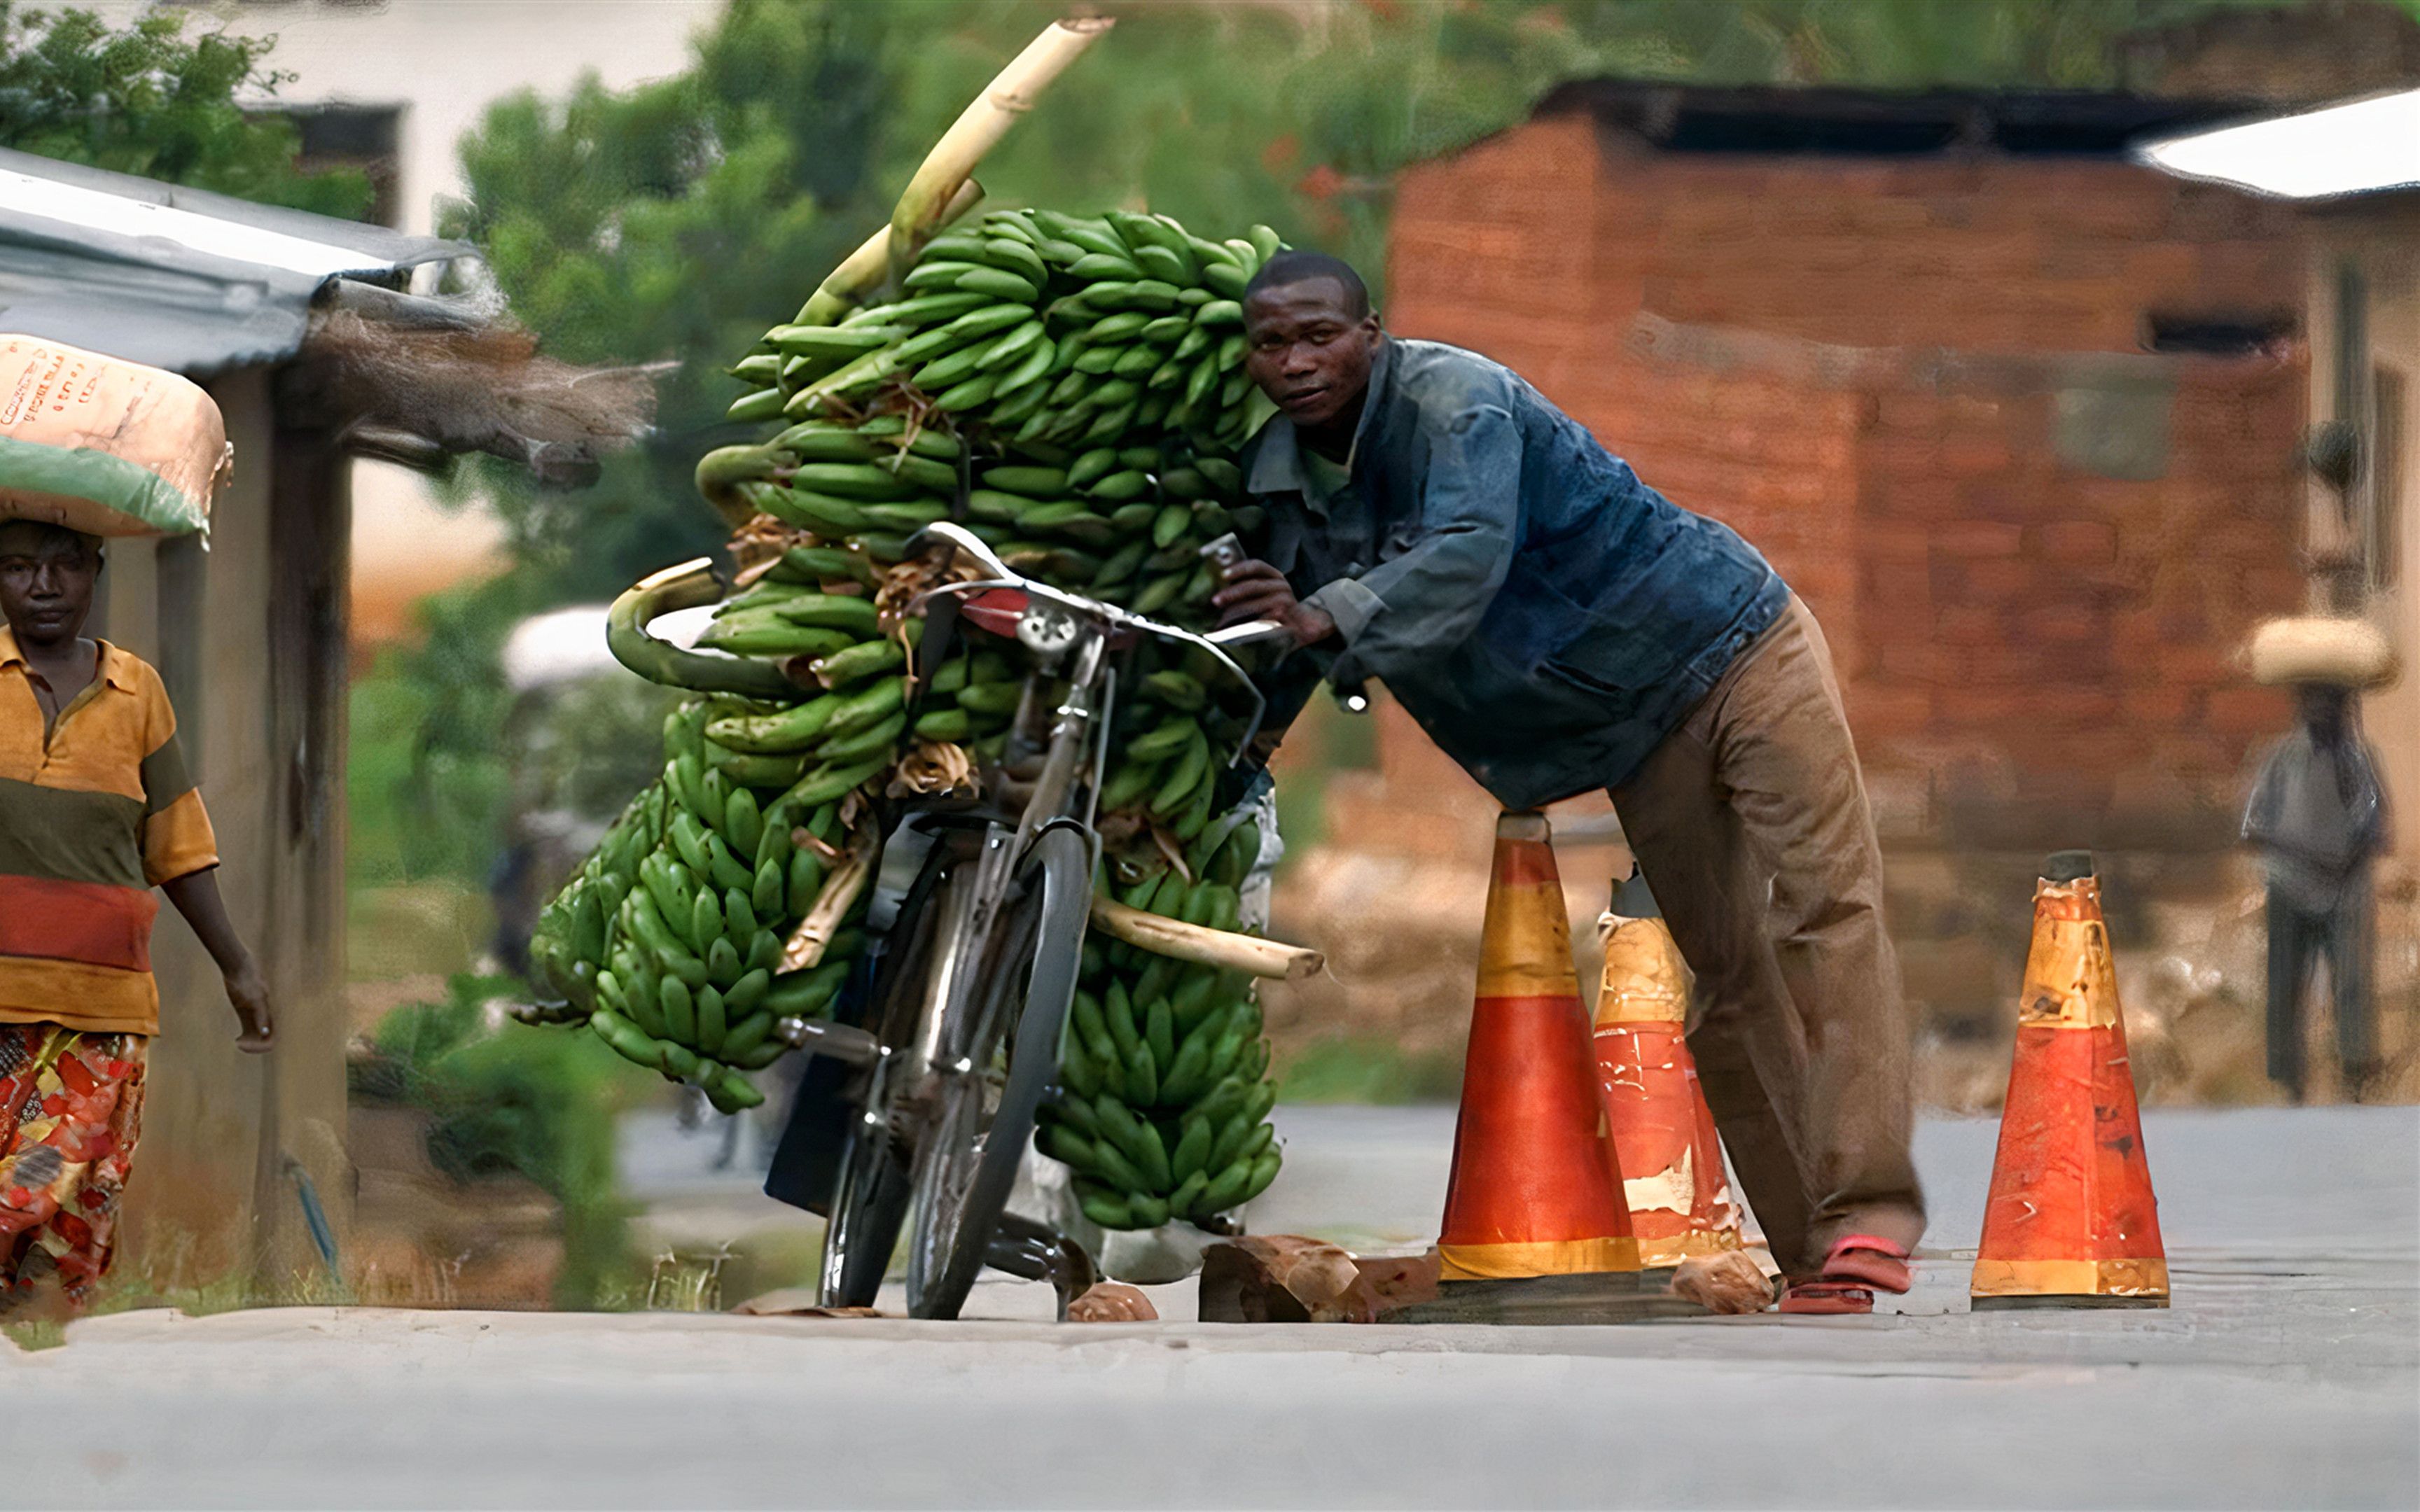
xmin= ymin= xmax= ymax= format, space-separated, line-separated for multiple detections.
xmin=1778 ymin=1280 xmax=1873 ymax=1314
xmin=1821 ymin=1234 xmax=1913 ymax=1293
xmin=1778 ymin=1235 xmax=1914 ymax=1315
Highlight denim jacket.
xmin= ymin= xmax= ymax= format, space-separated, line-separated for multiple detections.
xmin=1241 ymin=337 xmax=1788 ymax=808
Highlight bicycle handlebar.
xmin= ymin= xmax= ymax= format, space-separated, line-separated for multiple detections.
xmin=916 ymin=521 xmax=1016 ymax=582
xmin=906 ymin=522 xmax=1279 ymax=762
xmin=1203 ymin=619 xmax=1298 ymax=652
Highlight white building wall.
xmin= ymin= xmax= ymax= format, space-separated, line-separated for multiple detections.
xmin=84 ymin=1 xmax=725 ymax=237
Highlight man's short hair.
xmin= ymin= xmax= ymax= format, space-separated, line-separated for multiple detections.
xmin=1244 ymin=250 xmax=1371 ymax=321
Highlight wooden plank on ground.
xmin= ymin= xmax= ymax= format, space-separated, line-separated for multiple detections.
xmin=1197 ymin=1239 xmax=1713 ymax=1324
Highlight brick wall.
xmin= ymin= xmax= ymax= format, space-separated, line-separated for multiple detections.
xmin=1375 ymin=111 xmax=2311 ymax=851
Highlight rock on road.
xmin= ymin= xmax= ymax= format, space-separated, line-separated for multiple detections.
xmin=8 ymin=1105 xmax=2415 ymax=1509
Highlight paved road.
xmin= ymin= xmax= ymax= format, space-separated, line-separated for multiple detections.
xmin=14 ymin=1106 xmax=2416 ymax=1508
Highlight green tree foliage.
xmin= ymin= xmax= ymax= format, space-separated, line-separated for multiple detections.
xmin=1547 ymin=0 xmax=2379 ymax=89
xmin=440 ymin=3 xmax=915 ymax=602
xmin=349 ymin=575 xmax=533 ymax=888
xmin=351 ymin=972 xmax=655 ymax=1306
xmin=0 ymin=1 xmax=369 ymax=216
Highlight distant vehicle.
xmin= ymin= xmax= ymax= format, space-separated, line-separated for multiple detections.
xmin=489 ymin=603 xmax=698 ymax=975
xmin=497 ymin=602 xmax=793 ymax=1158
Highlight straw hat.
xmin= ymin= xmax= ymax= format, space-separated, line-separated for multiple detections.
xmin=2242 ymin=616 xmax=2400 ymax=690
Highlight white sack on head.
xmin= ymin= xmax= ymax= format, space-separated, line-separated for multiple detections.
xmin=0 ymin=336 xmax=226 ymax=538
xmin=2244 ymin=615 xmax=2398 ymax=690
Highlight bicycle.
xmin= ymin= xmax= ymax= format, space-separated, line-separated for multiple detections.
xmin=764 ymin=522 xmax=1295 ymax=1320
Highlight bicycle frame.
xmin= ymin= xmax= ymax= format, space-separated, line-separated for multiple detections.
xmin=803 ymin=524 xmax=1291 ymax=1312
xmin=896 ymin=517 xmax=1286 ymax=1040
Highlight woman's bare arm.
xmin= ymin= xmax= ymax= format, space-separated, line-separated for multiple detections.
xmin=160 ymin=868 xmax=274 ymax=1052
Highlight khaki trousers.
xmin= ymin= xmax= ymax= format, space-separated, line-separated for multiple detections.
xmin=1612 ymin=597 xmax=1924 ymax=1274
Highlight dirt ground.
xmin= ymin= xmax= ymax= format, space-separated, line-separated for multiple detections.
xmin=1261 ymin=841 xmax=2420 ymax=1112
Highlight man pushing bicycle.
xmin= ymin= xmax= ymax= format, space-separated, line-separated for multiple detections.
xmin=1211 ymin=251 xmax=1924 ymax=1315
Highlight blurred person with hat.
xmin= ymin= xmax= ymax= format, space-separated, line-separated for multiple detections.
xmin=2241 ymin=616 xmax=2397 ymax=1102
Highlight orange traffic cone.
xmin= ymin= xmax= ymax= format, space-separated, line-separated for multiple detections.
xmin=1436 ymin=811 xmax=1640 ymax=1282
xmin=1971 ymin=851 xmax=2169 ymax=1309
xmin=1593 ymin=869 xmax=1744 ymax=1268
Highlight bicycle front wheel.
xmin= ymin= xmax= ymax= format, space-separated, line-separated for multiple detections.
xmin=903 ymin=824 xmax=1090 ymax=1320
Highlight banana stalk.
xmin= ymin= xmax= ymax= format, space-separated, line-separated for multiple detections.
xmin=608 ymin=559 xmax=801 ymax=700
xmin=780 ymin=825 xmax=881 ymax=972
xmin=882 ymin=18 xmax=1115 ymax=290
xmin=695 ymin=443 xmax=788 ymax=528
xmin=797 ymin=179 xmax=987 ymax=328
xmin=1089 ymin=895 xmax=1324 ymax=981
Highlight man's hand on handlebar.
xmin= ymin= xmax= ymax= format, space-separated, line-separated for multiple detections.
xmin=1211 ymin=560 xmax=1335 ymax=649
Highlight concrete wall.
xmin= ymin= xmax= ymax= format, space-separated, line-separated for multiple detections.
xmin=2303 ymin=200 xmax=2420 ymax=869
xmin=100 ymin=368 xmax=352 ymax=1294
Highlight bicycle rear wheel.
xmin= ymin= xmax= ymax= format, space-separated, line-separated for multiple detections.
xmin=903 ymin=825 xmax=1090 ymax=1320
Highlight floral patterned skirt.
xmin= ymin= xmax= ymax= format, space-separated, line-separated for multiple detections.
xmin=0 ymin=1023 xmax=146 ymax=1310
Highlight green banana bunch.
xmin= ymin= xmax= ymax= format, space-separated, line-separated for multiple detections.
xmin=1081 ymin=646 xmax=1260 ymax=841
xmin=903 ymin=645 xmax=1021 ymax=762
xmin=529 ymin=698 xmax=877 ymax=1114
xmin=1036 ymin=814 xmax=1280 ymax=1231
xmin=527 ymin=779 xmax=666 ymax=1016
xmin=725 ymin=210 xmax=1279 ymax=449
xmin=674 ymin=556 xmax=919 ymax=806
xmin=536 ymin=204 xmax=1300 ymax=1149
xmin=709 ymin=206 xmax=1284 ymax=634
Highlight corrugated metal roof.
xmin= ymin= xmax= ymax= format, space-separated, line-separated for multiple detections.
xmin=2135 ymin=88 xmax=2420 ymax=201
xmin=0 ymin=147 xmax=471 ymax=376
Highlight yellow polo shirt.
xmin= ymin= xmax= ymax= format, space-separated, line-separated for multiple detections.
xmin=0 ymin=629 xmax=218 ymax=1035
